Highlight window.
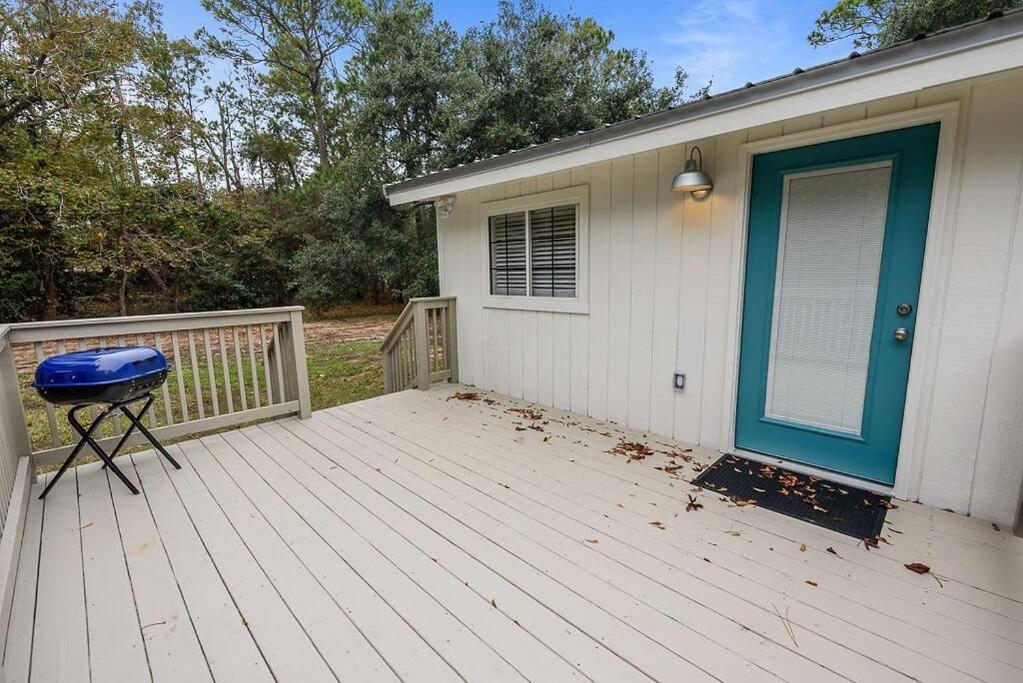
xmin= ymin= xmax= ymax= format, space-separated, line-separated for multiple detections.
xmin=529 ymin=205 xmax=576 ymax=297
xmin=480 ymin=185 xmax=589 ymax=314
xmin=488 ymin=204 xmax=577 ymax=297
xmin=489 ymin=212 xmax=527 ymax=295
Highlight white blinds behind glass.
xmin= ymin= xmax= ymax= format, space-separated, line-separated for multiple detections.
xmin=489 ymin=212 xmax=527 ymax=295
xmin=530 ymin=205 xmax=577 ymax=297
xmin=765 ymin=164 xmax=892 ymax=434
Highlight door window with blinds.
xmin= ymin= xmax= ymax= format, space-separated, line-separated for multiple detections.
xmin=481 ymin=186 xmax=589 ymax=313
xmin=764 ymin=162 xmax=892 ymax=435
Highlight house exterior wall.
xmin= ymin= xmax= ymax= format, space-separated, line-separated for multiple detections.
xmin=434 ymin=70 xmax=1023 ymax=526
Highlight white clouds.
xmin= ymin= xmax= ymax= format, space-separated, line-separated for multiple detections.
xmin=660 ymin=0 xmax=811 ymax=92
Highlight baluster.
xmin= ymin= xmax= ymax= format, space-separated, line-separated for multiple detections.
xmin=439 ymin=306 xmax=448 ymax=372
xmin=34 ymin=342 xmax=61 ymax=447
xmin=97 ymin=337 xmax=123 ymax=435
xmin=135 ymin=333 xmax=157 ymax=428
xmin=403 ymin=333 xmax=410 ymax=389
xmin=171 ymin=331 xmax=190 ymax=422
xmin=188 ymin=330 xmax=205 ymax=419
xmin=273 ymin=323 xmax=286 ymax=404
xmin=247 ymin=324 xmax=261 ymax=409
xmin=153 ymin=332 xmax=175 ymax=426
xmin=398 ymin=335 xmax=405 ymax=390
xmin=233 ymin=327 xmax=248 ymax=411
xmin=203 ymin=328 xmax=221 ymax=416
xmin=260 ymin=324 xmax=274 ymax=404
xmin=218 ymin=327 xmax=234 ymax=413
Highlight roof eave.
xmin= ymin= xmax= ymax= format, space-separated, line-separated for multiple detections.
xmin=385 ymin=10 xmax=1023 ymax=206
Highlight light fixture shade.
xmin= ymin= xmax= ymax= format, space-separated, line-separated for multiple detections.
xmin=671 ymin=157 xmax=713 ymax=198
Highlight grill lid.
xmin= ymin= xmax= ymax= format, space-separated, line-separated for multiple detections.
xmin=33 ymin=346 xmax=168 ymax=388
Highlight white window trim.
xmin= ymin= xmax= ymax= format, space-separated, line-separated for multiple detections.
xmin=480 ymin=185 xmax=589 ymax=314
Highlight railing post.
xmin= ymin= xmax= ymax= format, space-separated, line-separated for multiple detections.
xmin=0 ymin=341 xmax=32 ymax=468
xmin=413 ymin=301 xmax=430 ymax=391
xmin=287 ymin=309 xmax=312 ymax=419
xmin=446 ymin=299 xmax=459 ymax=384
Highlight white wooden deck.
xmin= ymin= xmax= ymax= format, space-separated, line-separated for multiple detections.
xmin=4 ymin=385 xmax=1022 ymax=682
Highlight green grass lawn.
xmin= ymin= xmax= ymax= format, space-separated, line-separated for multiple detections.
xmin=23 ymin=335 xmax=386 ymax=472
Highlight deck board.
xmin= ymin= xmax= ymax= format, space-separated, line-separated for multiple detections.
xmin=6 ymin=386 xmax=1023 ymax=682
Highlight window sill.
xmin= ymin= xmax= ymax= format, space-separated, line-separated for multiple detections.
xmin=482 ymin=296 xmax=589 ymax=315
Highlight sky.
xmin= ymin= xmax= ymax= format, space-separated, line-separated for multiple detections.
xmin=162 ymin=0 xmax=857 ymax=95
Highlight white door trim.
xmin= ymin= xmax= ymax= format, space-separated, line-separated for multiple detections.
xmin=719 ymin=101 xmax=962 ymax=500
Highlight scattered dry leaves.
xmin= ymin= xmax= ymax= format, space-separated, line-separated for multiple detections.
xmin=449 ymin=391 xmax=481 ymax=401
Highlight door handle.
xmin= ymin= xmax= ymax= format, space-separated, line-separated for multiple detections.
xmin=893 ymin=328 xmax=910 ymax=342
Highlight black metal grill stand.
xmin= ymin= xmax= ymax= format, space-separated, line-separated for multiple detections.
xmin=39 ymin=393 xmax=182 ymax=500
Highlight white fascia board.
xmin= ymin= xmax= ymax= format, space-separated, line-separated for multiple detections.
xmin=387 ymin=34 xmax=1023 ymax=206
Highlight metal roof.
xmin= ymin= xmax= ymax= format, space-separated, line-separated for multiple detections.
xmin=384 ymin=8 xmax=1023 ymax=200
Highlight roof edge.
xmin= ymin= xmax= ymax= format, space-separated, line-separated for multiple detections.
xmin=385 ymin=9 xmax=1023 ymax=203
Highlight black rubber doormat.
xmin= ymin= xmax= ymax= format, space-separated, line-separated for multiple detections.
xmin=692 ymin=454 xmax=892 ymax=541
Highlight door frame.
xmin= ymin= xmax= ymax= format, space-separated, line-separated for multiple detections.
xmin=719 ymin=101 xmax=962 ymax=500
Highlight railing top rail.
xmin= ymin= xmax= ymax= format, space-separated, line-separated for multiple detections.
xmin=6 ymin=306 xmax=305 ymax=344
xmin=380 ymin=301 xmax=415 ymax=353
xmin=407 ymin=296 xmax=456 ymax=303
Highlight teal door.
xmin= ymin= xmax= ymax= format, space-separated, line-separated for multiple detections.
xmin=735 ymin=124 xmax=939 ymax=484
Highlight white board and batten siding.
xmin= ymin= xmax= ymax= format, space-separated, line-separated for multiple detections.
xmin=436 ymin=70 xmax=1023 ymax=528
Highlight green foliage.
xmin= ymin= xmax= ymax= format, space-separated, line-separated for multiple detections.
xmin=809 ymin=0 xmax=1022 ymax=48
xmin=0 ymin=0 xmax=705 ymax=321
xmin=437 ymin=0 xmax=704 ymax=168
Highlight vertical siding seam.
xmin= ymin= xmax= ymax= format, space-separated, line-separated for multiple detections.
xmin=966 ymin=122 xmax=1023 ymax=515
xmin=671 ymin=145 xmax=688 ymax=440
xmin=600 ymin=164 xmax=614 ymax=420
xmin=622 ymin=156 xmax=636 ymax=424
xmin=646 ymin=152 xmax=663 ymax=433
xmin=911 ymin=85 xmax=973 ymax=500
xmin=694 ymin=139 xmax=717 ymax=444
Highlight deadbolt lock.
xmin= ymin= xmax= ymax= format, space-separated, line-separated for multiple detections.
xmin=896 ymin=303 xmax=913 ymax=316
xmin=893 ymin=328 xmax=910 ymax=342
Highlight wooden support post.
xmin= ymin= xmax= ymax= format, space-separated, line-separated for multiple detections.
xmin=287 ymin=310 xmax=312 ymax=419
xmin=413 ymin=301 xmax=430 ymax=391
xmin=0 ymin=343 xmax=32 ymax=468
xmin=446 ymin=299 xmax=459 ymax=383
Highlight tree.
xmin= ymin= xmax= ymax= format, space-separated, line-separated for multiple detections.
xmin=437 ymin=0 xmax=705 ymax=169
xmin=198 ymin=0 xmax=367 ymax=168
xmin=809 ymin=0 xmax=1022 ymax=48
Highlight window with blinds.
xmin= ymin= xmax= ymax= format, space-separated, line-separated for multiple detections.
xmin=488 ymin=204 xmax=577 ymax=298
xmin=529 ymin=205 xmax=576 ymax=297
xmin=489 ymin=212 xmax=527 ymax=295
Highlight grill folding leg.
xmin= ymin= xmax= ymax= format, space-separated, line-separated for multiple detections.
xmin=39 ymin=393 xmax=181 ymax=500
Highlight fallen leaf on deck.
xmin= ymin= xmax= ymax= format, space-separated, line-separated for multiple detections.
xmin=805 ymin=580 xmax=817 ymax=587
xmin=449 ymin=391 xmax=481 ymax=401
xmin=584 ymin=539 xmax=599 ymax=544
xmin=491 ymin=598 xmax=497 ymax=607
xmin=649 ymin=521 xmax=665 ymax=530
xmin=826 ymin=546 xmax=840 ymax=557
xmin=904 ymin=562 xmax=930 ymax=575
xmin=686 ymin=495 xmax=704 ymax=512
xmin=799 ymin=543 xmax=807 ymax=552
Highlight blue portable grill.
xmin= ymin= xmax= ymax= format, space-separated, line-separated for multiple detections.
xmin=34 ymin=346 xmax=181 ymax=499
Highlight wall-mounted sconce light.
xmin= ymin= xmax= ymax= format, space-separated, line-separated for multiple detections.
xmin=671 ymin=146 xmax=713 ymax=199
xmin=434 ymin=195 xmax=456 ymax=218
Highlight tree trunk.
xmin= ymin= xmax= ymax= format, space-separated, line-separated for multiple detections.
xmin=119 ymin=269 xmax=128 ymax=317
xmin=40 ymin=262 xmax=57 ymax=320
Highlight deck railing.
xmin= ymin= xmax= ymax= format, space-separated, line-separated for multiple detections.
xmin=2 ymin=306 xmax=311 ymax=470
xmin=381 ymin=297 xmax=458 ymax=393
